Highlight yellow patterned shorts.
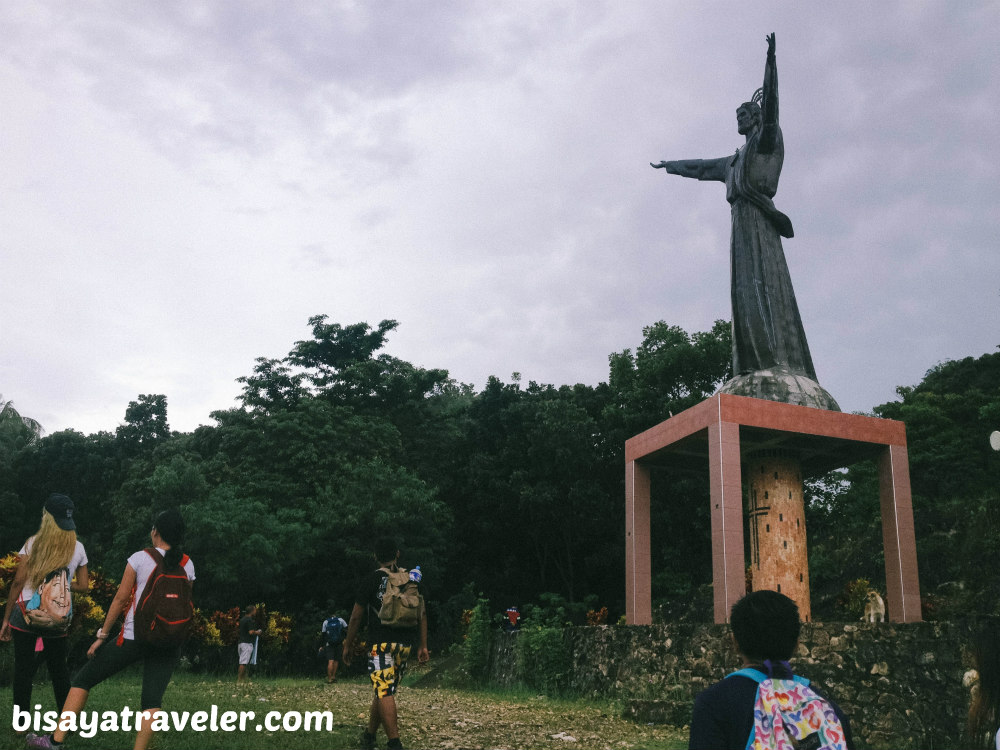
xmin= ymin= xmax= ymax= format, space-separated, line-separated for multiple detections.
xmin=367 ymin=642 xmax=411 ymax=698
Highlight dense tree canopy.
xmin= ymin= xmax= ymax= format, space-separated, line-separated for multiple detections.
xmin=2 ymin=319 xmax=997 ymax=645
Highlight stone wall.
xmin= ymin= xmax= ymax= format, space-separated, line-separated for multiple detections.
xmin=487 ymin=620 xmax=993 ymax=750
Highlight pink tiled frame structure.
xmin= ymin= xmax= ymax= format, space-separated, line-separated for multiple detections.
xmin=625 ymin=393 xmax=921 ymax=624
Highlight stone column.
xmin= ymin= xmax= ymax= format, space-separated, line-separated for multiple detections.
xmin=746 ymin=450 xmax=811 ymax=621
xmin=625 ymin=460 xmax=652 ymax=625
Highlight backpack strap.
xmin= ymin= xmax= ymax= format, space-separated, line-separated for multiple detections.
xmin=145 ymin=548 xmax=189 ymax=570
xmin=726 ymin=667 xmax=810 ymax=686
xmin=118 ymin=548 xmax=163 ymax=645
xmin=728 ymin=667 xmax=767 ymax=683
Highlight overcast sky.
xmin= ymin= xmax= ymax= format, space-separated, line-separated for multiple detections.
xmin=3 ymin=2 xmax=998 ymax=436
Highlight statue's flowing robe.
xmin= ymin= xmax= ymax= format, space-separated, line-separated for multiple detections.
xmin=685 ymin=132 xmax=817 ymax=379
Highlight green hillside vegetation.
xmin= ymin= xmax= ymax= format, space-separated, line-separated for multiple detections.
xmin=2 ymin=316 xmax=997 ymax=658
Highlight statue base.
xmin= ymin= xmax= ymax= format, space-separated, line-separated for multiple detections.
xmin=624 ymin=393 xmax=921 ymax=625
xmin=718 ymin=368 xmax=841 ymax=412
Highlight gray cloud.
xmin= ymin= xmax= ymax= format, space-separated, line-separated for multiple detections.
xmin=1 ymin=1 xmax=997 ymax=434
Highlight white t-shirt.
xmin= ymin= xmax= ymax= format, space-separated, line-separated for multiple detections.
xmin=994 ymin=726 xmax=999 ymax=750
xmin=122 ymin=547 xmax=196 ymax=640
xmin=17 ymin=537 xmax=88 ymax=603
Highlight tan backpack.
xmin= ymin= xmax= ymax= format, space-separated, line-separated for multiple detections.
xmin=376 ymin=567 xmax=423 ymax=628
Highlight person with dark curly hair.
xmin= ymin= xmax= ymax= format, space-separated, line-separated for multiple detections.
xmin=689 ymin=590 xmax=854 ymax=750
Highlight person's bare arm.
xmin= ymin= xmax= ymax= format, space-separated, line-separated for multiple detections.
xmin=72 ymin=564 xmax=90 ymax=593
xmin=87 ymin=563 xmax=137 ymax=657
xmin=341 ymin=602 xmax=365 ymax=667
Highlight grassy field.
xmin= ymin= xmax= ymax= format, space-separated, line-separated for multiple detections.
xmin=2 ymin=670 xmax=687 ymax=749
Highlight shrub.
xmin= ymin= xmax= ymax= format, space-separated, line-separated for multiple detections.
xmin=839 ymin=578 xmax=871 ymax=619
xmin=515 ymin=594 xmax=574 ymax=694
xmin=461 ymin=595 xmax=493 ymax=681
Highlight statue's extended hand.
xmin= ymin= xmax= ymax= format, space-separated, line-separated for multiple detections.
xmin=766 ymin=33 xmax=775 ymax=56
xmin=650 ymin=161 xmax=669 ymax=170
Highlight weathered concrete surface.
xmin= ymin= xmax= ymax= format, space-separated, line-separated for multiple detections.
xmin=747 ymin=452 xmax=811 ymax=619
xmin=719 ymin=367 xmax=841 ymax=411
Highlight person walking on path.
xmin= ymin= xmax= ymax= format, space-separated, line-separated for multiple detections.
xmin=26 ymin=508 xmax=194 ymax=750
xmin=1 ymin=494 xmax=89 ymax=725
xmin=237 ymin=604 xmax=263 ymax=685
xmin=322 ymin=611 xmax=348 ymax=683
xmin=343 ymin=538 xmax=429 ymax=750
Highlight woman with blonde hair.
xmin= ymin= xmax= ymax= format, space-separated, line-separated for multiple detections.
xmin=27 ymin=508 xmax=194 ymax=750
xmin=1 ymin=493 xmax=89 ymax=721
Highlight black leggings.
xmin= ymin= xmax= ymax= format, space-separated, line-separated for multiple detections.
xmin=11 ymin=628 xmax=71 ymax=714
xmin=71 ymin=638 xmax=180 ymax=710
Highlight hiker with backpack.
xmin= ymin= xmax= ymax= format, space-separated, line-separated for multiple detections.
xmin=688 ymin=590 xmax=855 ymax=750
xmin=321 ymin=611 xmax=348 ymax=683
xmin=342 ymin=537 xmax=429 ymax=750
xmin=26 ymin=508 xmax=194 ymax=750
xmin=1 ymin=494 xmax=90 ymax=725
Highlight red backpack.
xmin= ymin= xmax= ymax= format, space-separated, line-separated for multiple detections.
xmin=132 ymin=548 xmax=193 ymax=646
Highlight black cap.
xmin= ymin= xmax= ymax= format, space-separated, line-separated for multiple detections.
xmin=44 ymin=493 xmax=76 ymax=531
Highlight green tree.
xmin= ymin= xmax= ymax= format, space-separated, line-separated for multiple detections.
xmin=6 ymin=429 xmax=120 ymax=559
xmin=808 ymin=351 xmax=1000 ymax=619
xmin=116 ymin=394 xmax=170 ymax=457
xmin=603 ymin=321 xmax=732 ymax=618
xmin=0 ymin=395 xmax=44 ymax=552
xmin=0 ymin=395 xmax=42 ymax=448
xmin=237 ymin=357 xmax=306 ymax=414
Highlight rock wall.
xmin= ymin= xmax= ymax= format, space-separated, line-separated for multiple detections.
xmin=488 ymin=619 xmax=993 ymax=750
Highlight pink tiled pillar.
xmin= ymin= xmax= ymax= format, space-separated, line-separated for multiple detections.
xmin=709 ymin=419 xmax=746 ymax=623
xmin=879 ymin=444 xmax=922 ymax=622
xmin=625 ymin=459 xmax=652 ymax=625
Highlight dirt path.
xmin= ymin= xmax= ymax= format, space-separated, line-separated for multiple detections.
xmin=340 ymin=683 xmax=686 ymax=750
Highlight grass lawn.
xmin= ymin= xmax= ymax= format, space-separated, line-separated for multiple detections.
xmin=2 ymin=669 xmax=687 ymax=749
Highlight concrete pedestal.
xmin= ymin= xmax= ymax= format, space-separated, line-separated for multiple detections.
xmin=625 ymin=393 xmax=921 ymax=625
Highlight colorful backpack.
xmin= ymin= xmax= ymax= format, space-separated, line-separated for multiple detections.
xmin=132 ymin=549 xmax=194 ymax=646
xmin=729 ymin=668 xmax=848 ymax=750
xmin=22 ymin=568 xmax=73 ymax=634
xmin=376 ymin=567 xmax=422 ymax=628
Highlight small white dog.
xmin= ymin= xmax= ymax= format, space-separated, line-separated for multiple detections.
xmin=862 ymin=590 xmax=886 ymax=623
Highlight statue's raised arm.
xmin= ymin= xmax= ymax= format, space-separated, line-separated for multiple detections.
xmin=757 ymin=33 xmax=779 ymax=154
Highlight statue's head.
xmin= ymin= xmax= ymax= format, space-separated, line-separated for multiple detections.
xmin=737 ymin=87 xmax=764 ymax=135
xmin=736 ymin=101 xmax=761 ymax=135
